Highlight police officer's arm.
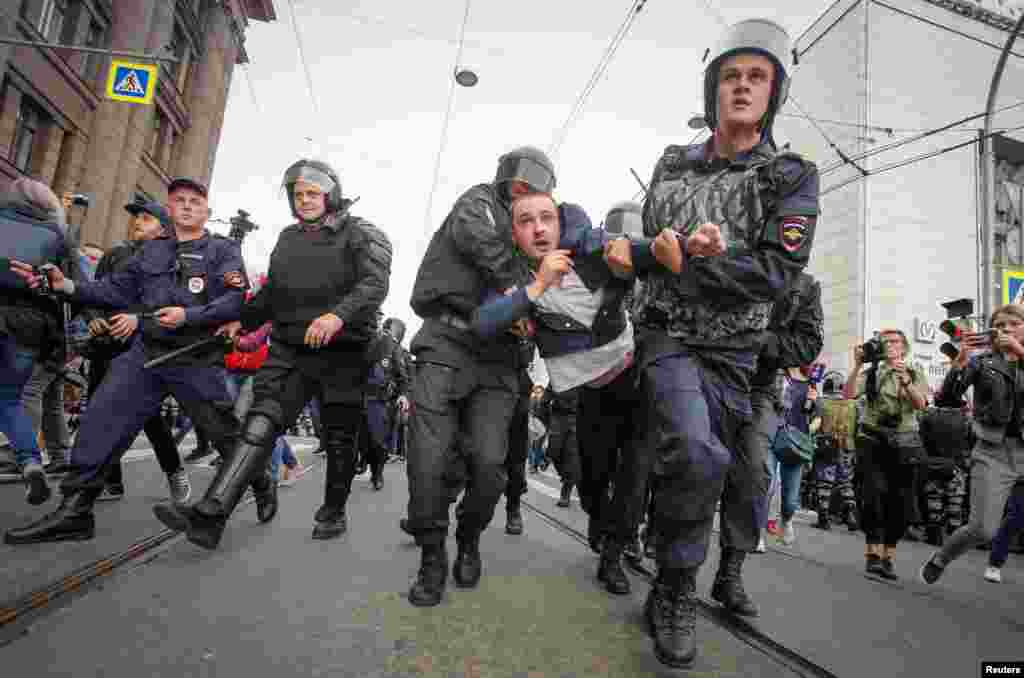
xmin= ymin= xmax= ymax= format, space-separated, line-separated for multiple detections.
xmin=330 ymin=224 xmax=392 ymax=325
xmin=448 ymin=189 xmax=524 ymax=292
xmin=181 ymin=241 xmax=245 ymax=327
xmin=655 ymin=157 xmax=819 ymax=307
xmin=764 ymin=278 xmax=824 ymax=369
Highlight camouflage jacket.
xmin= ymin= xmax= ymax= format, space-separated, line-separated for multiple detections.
xmin=632 ymin=139 xmax=819 ymax=387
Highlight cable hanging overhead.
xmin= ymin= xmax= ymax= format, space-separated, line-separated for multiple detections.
xmin=285 ymin=0 xmax=321 ymax=124
xmin=549 ymin=0 xmax=648 ymax=160
xmin=421 ymin=0 xmax=474 ymax=240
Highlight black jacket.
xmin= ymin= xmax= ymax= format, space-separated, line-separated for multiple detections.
xmin=242 ymin=213 xmax=391 ymax=347
xmin=751 ymin=272 xmax=824 ymax=393
xmin=937 ymin=351 xmax=1023 ymax=445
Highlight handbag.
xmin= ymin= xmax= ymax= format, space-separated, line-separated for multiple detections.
xmin=772 ymin=423 xmax=816 ymax=466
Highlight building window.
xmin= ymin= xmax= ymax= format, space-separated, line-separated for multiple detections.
xmin=36 ymin=0 xmax=67 ymax=42
xmin=11 ymin=96 xmax=44 ymax=172
xmin=80 ymin=21 xmax=107 ymax=84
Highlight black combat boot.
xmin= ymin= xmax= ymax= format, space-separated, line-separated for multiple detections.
xmin=506 ymin=497 xmax=524 ymax=535
xmin=4 ymin=487 xmax=102 ymax=544
xmin=409 ymin=540 xmax=448 ymax=607
xmin=371 ymin=468 xmax=384 ymax=491
xmin=646 ymin=567 xmax=698 ymax=668
xmin=312 ymin=423 xmax=358 ymax=540
xmin=814 ymin=513 xmax=831 ymax=530
xmin=587 ymin=517 xmax=605 ymax=554
xmin=711 ymin=547 xmax=758 ymax=617
xmin=597 ymin=539 xmax=631 ymax=595
xmin=253 ymin=473 xmax=278 ymax=524
xmin=557 ymin=483 xmax=573 ymax=508
xmin=154 ymin=413 xmax=276 ymax=550
xmin=453 ymin=530 xmax=482 ymax=588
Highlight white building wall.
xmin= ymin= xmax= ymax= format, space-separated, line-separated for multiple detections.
xmin=775 ymin=0 xmax=1024 ymax=392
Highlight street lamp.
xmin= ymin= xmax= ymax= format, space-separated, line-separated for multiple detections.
xmin=454 ymin=68 xmax=478 ymax=87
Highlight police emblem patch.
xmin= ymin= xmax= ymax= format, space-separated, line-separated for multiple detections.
xmin=382 ymin=359 xmax=390 ymax=368
xmin=780 ymin=217 xmax=808 ymax=252
xmin=188 ymin=277 xmax=205 ymax=294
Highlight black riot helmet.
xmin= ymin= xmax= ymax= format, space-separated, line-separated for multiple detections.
xmin=281 ymin=159 xmax=345 ymax=221
xmin=382 ymin=317 xmax=406 ymax=344
xmin=703 ymin=18 xmax=793 ymax=148
xmin=494 ymin=146 xmax=556 ymax=202
xmin=603 ymin=201 xmax=643 ymax=238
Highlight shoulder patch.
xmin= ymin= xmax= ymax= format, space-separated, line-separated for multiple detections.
xmin=780 ymin=216 xmax=810 ymax=253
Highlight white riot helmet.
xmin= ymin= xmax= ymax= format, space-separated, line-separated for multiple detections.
xmin=703 ymin=18 xmax=793 ymax=147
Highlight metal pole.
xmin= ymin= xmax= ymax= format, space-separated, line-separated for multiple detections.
xmin=0 ymin=36 xmax=178 ymax=62
xmin=981 ymin=13 xmax=1024 ymax=320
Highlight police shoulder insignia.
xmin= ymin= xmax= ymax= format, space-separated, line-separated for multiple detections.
xmin=224 ymin=271 xmax=245 ymax=288
xmin=780 ymin=217 xmax=809 ymax=252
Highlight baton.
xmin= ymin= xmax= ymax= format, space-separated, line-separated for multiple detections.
xmin=143 ymin=336 xmax=229 ymax=369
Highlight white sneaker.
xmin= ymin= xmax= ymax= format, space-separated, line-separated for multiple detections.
xmin=984 ymin=566 xmax=1002 ymax=583
xmin=167 ymin=468 xmax=191 ymax=504
xmin=782 ymin=520 xmax=796 ymax=546
xmin=755 ymin=535 xmax=766 ymax=553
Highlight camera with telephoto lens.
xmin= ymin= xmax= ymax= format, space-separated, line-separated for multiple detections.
xmin=860 ymin=334 xmax=887 ymax=364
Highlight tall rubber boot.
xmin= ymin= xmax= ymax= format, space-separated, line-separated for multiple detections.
xmin=5 ymin=486 xmax=102 ymax=544
xmin=711 ymin=547 xmax=758 ymax=616
xmin=646 ymin=567 xmax=698 ymax=669
xmin=153 ymin=413 xmax=277 ymax=550
xmin=313 ymin=422 xmax=358 ymax=540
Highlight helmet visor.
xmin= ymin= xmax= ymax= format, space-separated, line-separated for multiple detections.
xmin=281 ymin=166 xmax=337 ymax=198
xmin=496 ymin=155 xmax=556 ymax=194
xmin=711 ymin=19 xmax=791 ymax=75
xmin=605 ymin=208 xmax=644 ymax=237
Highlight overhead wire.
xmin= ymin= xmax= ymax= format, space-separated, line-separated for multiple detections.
xmin=821 ymin=122 xmax=1024 ymax=197
xmin=421 ymin=0 xmax=473 ymax=241
xmin=549 ymin=0 xmax=647 ymax=159
xmin=284 ymin=0 xmax=321 ymax=121
xmin=787 ymin=94 xmax=868 ymax=175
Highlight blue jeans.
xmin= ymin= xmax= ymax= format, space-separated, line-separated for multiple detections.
xmin=0 ymin=333 xmax=42 ymax=467
xmin=769 ymin=453 xmax=803 ymax=523
xmin=528 ymin=438 xmax=546 ymax=468
xmin=990 ymin=485 xmax=1024 ymax=568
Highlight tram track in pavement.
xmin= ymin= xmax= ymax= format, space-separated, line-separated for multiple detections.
xmin=0 ymin=454 xmax=323 ymax=643
xmin=520 ymin=496 xmax=841 ymax=678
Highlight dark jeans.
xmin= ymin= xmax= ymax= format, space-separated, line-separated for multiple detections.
xmin=857 ymin=433 xmax=914 ymax=546
xmin=990 ymin=483 xmax=1024 ymax=568
xmin=504 ymin=389 xmax=530 ymax=501
xmin=0 ymin=332 xmax=41 ymax=466
xmin=724 ymin=390 xmax=775 ymax=552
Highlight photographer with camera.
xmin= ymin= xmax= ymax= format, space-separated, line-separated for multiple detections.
xmin=843 ymin=329 xmax=928 ymax=579
xmin=921 ymin=304 xmax=1024 ymax=585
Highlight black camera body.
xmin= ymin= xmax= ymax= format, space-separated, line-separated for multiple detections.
xmin=860 ymin=334 xmax=887 ymax=364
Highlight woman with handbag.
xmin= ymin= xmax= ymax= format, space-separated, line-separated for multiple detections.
xmin=769 ymin=367 xmax=822 ymax=545
xmin=843 ymin=329 xmax=928 ymax=579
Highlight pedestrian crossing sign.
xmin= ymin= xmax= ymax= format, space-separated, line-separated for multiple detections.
xmin=1002 ymin=269 xmax=1024 ymax=305
xmin=105 ymin=60 xmax=157 ymax=104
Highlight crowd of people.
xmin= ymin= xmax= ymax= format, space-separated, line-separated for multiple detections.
xmin=1 ymin=16 xmax=1022 ymax=671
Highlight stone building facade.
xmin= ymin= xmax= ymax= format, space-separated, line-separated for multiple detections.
xmin=774 ymin=0 xmax=1024 ymax=390
xmin=0 ymin=0 xmax=276 ymax=246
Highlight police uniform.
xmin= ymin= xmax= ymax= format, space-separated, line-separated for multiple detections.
xmin=405 ymin=146 xmax=553 ymax=607
xmin=152 ymin=162 xmax=391 ymax=549
xmin=6 ymin=225 xmax=247 ymax=545
xmin=632 ymin=19 xmax=818 ymax=667
xmin=918 ymin=406 xmax=971 ymax=545
xmin=501 ymin=338 xmax=536 ymax=534
xmin=542 ymin=386 xmax=581 ymax=508
xmin=364 ymin=317 xmax=409 ymax=489
xmin=812 ymin=396 xmax=859 ymax=530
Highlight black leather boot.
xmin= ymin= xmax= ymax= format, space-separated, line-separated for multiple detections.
xmin=505 ymin=497 xmax=523 ymax=535
xmin=4 ymin=487 xmax=101 ymax=544
xmin=409 ymin=541 xmax=448 ymax=607
xmin=646 ymin=567 xmax=698 ymax=669
xmin=312 ymin=422 xmax=358 ymax=540
xmin=153 ymin=413 xmax=276 ymax=550
xmin=587 ymin=518 xmax=605 ymax=554
xmin=253 ymin=473 xmax=278 ymax=524
xmin=597 ymin=539 xmax=631 ymax=595
xmin=371 ymin=469 xmax=384 ymax=491
xmin=453 ymin=532 xmax=482 ymax=588
xmin=711 ymin=548 xmax=758 ymax=617
xmin=557 ymin=483 xmax=573 ymax=508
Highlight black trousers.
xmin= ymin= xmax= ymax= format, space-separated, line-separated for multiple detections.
xmin=406 ymin=341 xmax=518 ymax=545
xmin=504 ymin=388 xmax=531 ymax=502
xmin=719 ymin=391 xmax=775 ymax=553
xmin=577 ymin=366 xmax=645 ymax=544
xmin=251 ymin=342 xmax=366 ymax=508
xmin=546 ymin=407 xmax=581 ymax=487
xmin=857 ymin=433 xmax=914 ymax=546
